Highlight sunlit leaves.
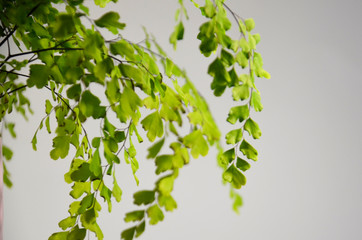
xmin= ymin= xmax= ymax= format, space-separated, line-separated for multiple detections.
xmin=141 ymin=111 xmax=163 ymax=142
xmin=50 ymin=136 xmax=70 ymax=160
xmin=183 ymin=130 xmax=208 ymax=158
xmin=225 ymin=129 xmax=243 ymax=145
xmin=245 ymin=18 xmax=255 ymax=32
xmin=232 ymin=84 xmax=250 ymax=101
xmin=251 ymin=91 xmax=263 ymax=112
xmin=147 ymin=138 xmax=165 ymax=159
xmin=223 ymin=165 xmax=246 ymax=189
xmin=244 ymin=118 xmax=261 ymax=139
xmin=94 ymin=11 xmax=125 ymax=34
xmin=239 ymin=140 xmax=258 ymax=161
xmin=147 ymin=204 xmax=164 ymax=225
xmin=52 ymin=14 xmax=76 ymax=38
xmin=227 ymin=105 xmax=249 ymax=124
xmin=58 ymin=216 xmax=77 ymax=230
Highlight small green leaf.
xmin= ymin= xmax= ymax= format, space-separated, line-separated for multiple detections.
xmin=124 ymin=210 xmax=145 ymax=222
xmin=251 ymin=91 xmax=263 ymax=112
xmin=68 ymin=227 xmax=86 ymax=240
xmin=236 ymin=157 xmax=251 ymax=171
xmin=157 ymin=176 xmax=174 ymax=196
xmin=70 ymin=182 xmax=91 ymax=199
xmin=223 ymin=165 xmax=246 ymax=189
xmin=245 ymin=18 xmax=255 ymax=32
xmin=133 ymin=190 xmax=155 ymax=205
xmin=232 ymin=85 xmax=250 ymax=101
xmin=147 ymin=204 xmax=164 ymax=225
xmin=218 ymin=148 xmax=235 ymax=167
xmin=78 ymin=194 xmax=94 ymax=214
xmin=147 ymin=138 xmax=165 ymax=159
xmin=70 ymin=163 xmax=91 ymax=182
xmin=141 ymin=111 xmax=164 ymax=142
xmin=121 ymin=226 xmax=136 ymax=240
xmin=135 ymin=221 xmax=145 ymax=238
xmin=79 ymin=90 xmax=106 ymax=119
xmin=244 ymin=118 xmax=262 ymax=139
xmin=27 ymin=64 xmax=50 ymax=88
xmin=227 ymin=105 xmax=250 ymax=124
xmin=48 ymin=231 xmax=69 ymax=240
xmin=169 ymin=21 xmax=184 ymax=49
xmin=91 ymin=137 xmax=101 ymax=148
xmin=58 ymin=216 xmax=77 ymax=230
xmin=183 ymin=130 xmax=209 ymax=158
xmin=112 ymin=175 xmax=122 ymax=202
xmin=158 ymin=195 xmax=177 ymax=211
xmin=89 ymin=149 xmax=102 ymax=178
xmin=239 ymin=140 xmax=258 ymax=161
xmin=94 ymin=11 xmax=125 ymax=34
xmin=50 ymin=136 xmax=70 ymax=160
xmin=225 ymin=129 xmax=243 ymax=145
xmin=66 ymin=84 xmax=81 ymax=100
xmin=155 ymin=155 xmax=173 ymax=174
xmin=2 ymin=145 xmax=13 ymax=160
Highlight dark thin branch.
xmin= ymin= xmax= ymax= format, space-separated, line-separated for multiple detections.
xmin=222 ymin=3 xmax=246 ymax=39
xmin=0 ymin=47 xmax=83 ymax=68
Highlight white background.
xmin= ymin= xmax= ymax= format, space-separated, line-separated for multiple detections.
xmin=3 ymin=0 xmax=362 ymax=239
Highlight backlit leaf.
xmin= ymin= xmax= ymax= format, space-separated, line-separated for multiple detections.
xmin=225 ymin=129 xmax=243 ymax=145
xmin=124 ymin=210 xmax=145 ymax=222
xmin=147 ymin=204 xmax=164 ymax=225
xmin=239 ymin=140 xmax=258 ymax=161
xmin=147 ymin=138 xmax=165 ymax=159
xmin=251 ymin=91 xmax=263 ymax=112
xmin=141 ymin=111 xmax=164 ymax=142
xmin=183 ymin=130 xmax=208 ymax=158
xmin=223 ymin=165 xmax=246 ymax=189
xmin=58 ymin=216 xmax=77 ymax=230
xmin=94 ymin=11 xmax=125 ymax=34
xmin=232 ymin=84 xmax=250 ymax=101
xmin=227 ymin=105 xmax=249 ymax=124
xmin=244 ymin=118 xmax=262 ymax=139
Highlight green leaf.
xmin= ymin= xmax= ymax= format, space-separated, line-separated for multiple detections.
xmin=115 ymin=87 xmax=142 ymax=122
xmin=89 ymin=149 xmax=102 ymax=178
xmin=92 ymin=137 xmax=101 ymax=148
xmin=27 ymin=64 xmax=50 ymax=88
xmin=48 ymin=231 xmax=68 ymax=240
xmin=135 ymin=221 xmax=145 ymax=237
xmin=225 ymin=129 xmax=243 ymax=145
xmin=245 ymin=18 xmax=255 ymax=32
xmin=155 ymin=155 xmax=173 ymax=174
xmin=78 ymin=194 xmax=94 ymax=214
xmin=236 ymin=157 xmax=251 ymax=172
xmin=218 ymin=148 xmax=235 ymax=167
xmin=251 ymin=91 xmax=263 ymax=112
xmin=52 ymin=14 xmax=76 ymax=38
xmin=110 ymin=40 xmax=135 ymax=60
xmin=239 ymin=140 xmax=258 ymax=161
xmin=141 ymin=111 xmax=164 ymax=142
xmin=158 ymin=195 xmax=177 ymax=211
xmin=232 ymin=85 xmax=250 ymax=101
xmin=203 ymin=0 xmax=216 ymax=18
xmin=70 ymin=182 xmax=91 ymax=199
xmin=124 ymin=210 xmax=145 ymax=222
xmin=58 ymin=216 xmax=77 ymax=230
xmin=68 ymin=227 xmax=86 ymax=240
xmin=227 ymin=105 xmax=249 ymax=124
xmin=133 ymin=190 xmax=155 ymax=205
xmin=147 ymin=204 xmax=164 ymax=225
xmin=244 ymin=118 xmax=262 ymax=139
xmin=45 ymin=100 xmax=53 ymax=115
xmin=147 ymin=138 xmax=165 ymax=159
xmin=94 ymin=11 xmax=125 ymax=34
xmin=79 ymin=90 xmax=106 ymax=119
xmin=2 ymin=145 xmax=13 ymax=160
xmin=157 ymin=176 xmax=174 ymax=196
xmin=121 ymin=226 xmax=136 ymax=240
xmin=112 ymin=175 xmax=122 ymax=202
xmin=169 ymin=21 xmax=184 ymax=49
xmin=100 ymin=184 xmax=112 ymax=212
xmin=235 ymin=51 xmax=249 ymax=68
xmin=50 ymin=136 xmax=70 ymax=160
xmin=220 ymin=49 xmax=234 ymax=67
xmin=66 ymin=84 xmax=81 ymax=100
xmin=183 ymin=130 xmax=209 ymax=158
xmin=223 ymin=165 xmax=246 ymax=189
xmin=70 ymin=163 xmax=91 ymax=182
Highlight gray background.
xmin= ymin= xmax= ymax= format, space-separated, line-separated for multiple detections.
xmin=3 ymin=0 xmax=362 ymax=239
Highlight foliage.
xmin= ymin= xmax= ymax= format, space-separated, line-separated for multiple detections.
xmin=0 ymin=0 xmax=270 ymax=239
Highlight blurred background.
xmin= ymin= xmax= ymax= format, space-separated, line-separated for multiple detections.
xmin=3 ymin=0 xmax=362 ymax=239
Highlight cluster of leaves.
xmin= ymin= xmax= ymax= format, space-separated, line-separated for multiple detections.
xmin=0 ymin=0 xmax=269 ymax=239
